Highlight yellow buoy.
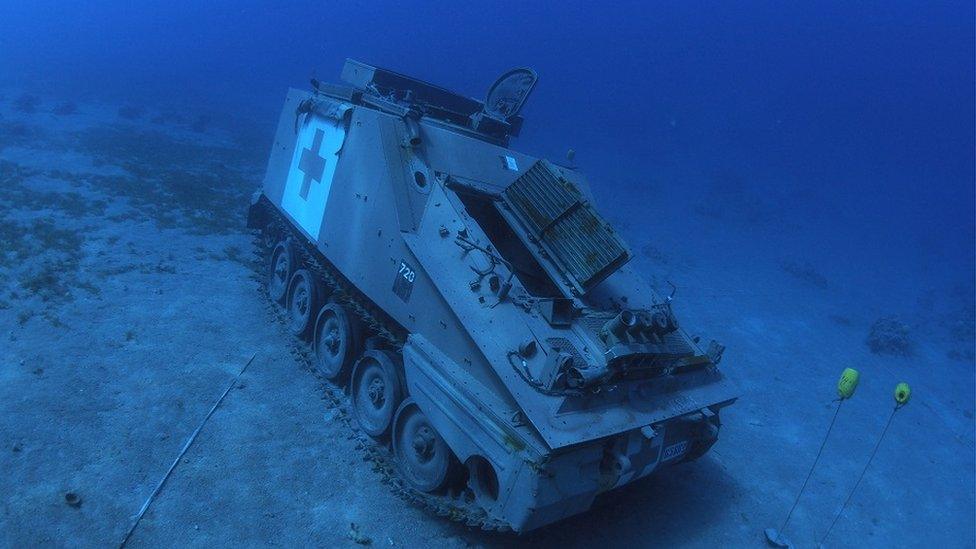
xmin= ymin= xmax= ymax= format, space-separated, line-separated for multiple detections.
xmin=894 ymin=382 xmax=911 ymax=405
xmin=837 ymin=368 xmax=860 ymax=399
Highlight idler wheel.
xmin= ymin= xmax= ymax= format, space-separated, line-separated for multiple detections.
xmin=268 ymin=239 xmax=295 ymax=304
xmin=392 ymin=399 xmax=458 ymax=493
xmin=351 ymin=351 xmax=403 ymax=438
xmin=313 ymin=303 xmax=362 ymax=381
xmin=286 ymin=269 xmax=319 ymax=338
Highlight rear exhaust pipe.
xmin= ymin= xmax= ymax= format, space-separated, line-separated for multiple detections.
xmin=647 ymin=311 xmax=670 ymax=336
xmin=602 ymin=310 xmax=636 ymax=341
xmin=630 ymin=311 xmax=653 ymax=340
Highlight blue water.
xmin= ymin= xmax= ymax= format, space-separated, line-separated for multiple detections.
xmin=1 ymin=1 xmax=973 ymax=545
xmin=4 ymin=1 xmax=972 ymax=284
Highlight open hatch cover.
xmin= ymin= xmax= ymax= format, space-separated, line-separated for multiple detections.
xmin=483 ymin=68 xmax=538 ymax=122
xmin=500 ymin=160 xmax=631 ymax=295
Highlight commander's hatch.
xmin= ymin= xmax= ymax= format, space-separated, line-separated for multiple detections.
xmin=341 ymin=59 xmax=536 ymax=142
xmin=495 ymin=160 xmax=631 ymax=297
xmin=471 ymin=68 xmax=538 ymax=138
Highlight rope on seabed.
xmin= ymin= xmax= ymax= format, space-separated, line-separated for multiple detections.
xmin=819 ymin=404 xmax=902 ymax=545
xmin=118 ymin=351 xmax=258 ymax=548
xmin=778 ymin=398 xmax=845 ymax=536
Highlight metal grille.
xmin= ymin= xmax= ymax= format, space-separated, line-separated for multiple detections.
xmin=578 ymin=316 xmax=609 ymax=336
xmin=661 ymin=332 xmax=694 ymax=355
xmin=546 ymin=337 xmax=586 ymax=365
xmin=503 ymin=160 xmax=630 ymax=292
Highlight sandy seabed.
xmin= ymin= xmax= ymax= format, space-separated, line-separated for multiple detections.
xmin=0 ymin=92 xmax=973 ymax=548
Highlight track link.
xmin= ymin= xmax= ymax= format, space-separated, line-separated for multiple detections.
xmin=253 ymin=200 xmax=511 ymax=533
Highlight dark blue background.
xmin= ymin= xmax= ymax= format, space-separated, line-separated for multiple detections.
xmin=2 ymin=0 xmax=973 ymax=285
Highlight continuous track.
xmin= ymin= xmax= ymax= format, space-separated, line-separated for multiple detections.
xmin=254 ymin=201 xmax=511 ymax=532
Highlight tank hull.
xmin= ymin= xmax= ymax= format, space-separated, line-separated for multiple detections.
xmin=249 ymin=63 xmax=737 ymax=532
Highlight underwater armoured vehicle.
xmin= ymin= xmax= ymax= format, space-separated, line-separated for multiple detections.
xmin=247 ymin=59 xmax=737 ymax=532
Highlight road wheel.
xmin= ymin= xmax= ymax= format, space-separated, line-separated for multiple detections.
xmin=351 ymin=351 xmax=403 ymax=438
xmin=392 ymin=399 xmax=457 ymax=493
xmin=286 ymin=269 xmax=319 ymax=338
xmin=313 ymin=303 xmax=362 ymax=381
xmin=268 ymin=239 xmax=295 ymax=304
